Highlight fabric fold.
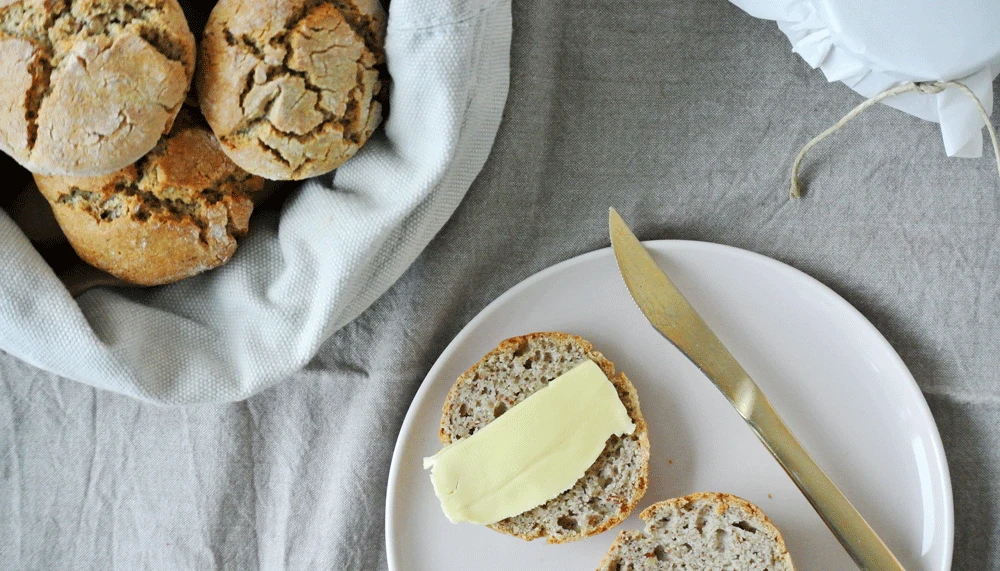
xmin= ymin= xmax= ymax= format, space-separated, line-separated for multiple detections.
xmin=0 ymin=0 xmax=513 ymax=405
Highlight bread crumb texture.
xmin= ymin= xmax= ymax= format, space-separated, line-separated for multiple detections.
xmin=0 ymin=0 xmax=195 ymax=176
xmin=33 ymin=110 xmax=264 ymax=285
xmin=597 ymin=492 xmax=795 ymax=571
xmin=440 ymin=333 xmax=651 ymax=544
xmin=197 ymin=0 xmax=386 ymax=180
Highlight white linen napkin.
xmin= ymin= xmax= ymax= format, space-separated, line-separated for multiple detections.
xmin=0 ymin=0 xmax=512 ymax=404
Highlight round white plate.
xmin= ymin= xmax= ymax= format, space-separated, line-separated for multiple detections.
xmin=385 ymin=241 xmax=953 ymax=571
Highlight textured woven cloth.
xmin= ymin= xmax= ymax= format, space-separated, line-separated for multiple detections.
xmin=0 ymin=0 xmax=511 ymax=404
xmin=2 ymin=0 xmax=999 ymax=570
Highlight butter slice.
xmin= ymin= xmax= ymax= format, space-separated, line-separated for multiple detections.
xmin=423 ymin=360 xmax=635 ymax=525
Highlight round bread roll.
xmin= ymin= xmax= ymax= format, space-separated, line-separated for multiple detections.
xmin=197 ymin=0 xmax=387 ymax=180
xmin=0 ymin=0 xmax=196 ymax=176
xmin=34 ymin=110 xmax=265 ymax=286
xmin=597 ymin=492 xmax=795 ymax=571
xmin=440 ymin=333 xmax=651 ymax=544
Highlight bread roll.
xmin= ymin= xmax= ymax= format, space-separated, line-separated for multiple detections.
xmin=34 ymin=110 xmax=264 ymax=286
xmin=0 ymin=0 xmax=195 ymax=175
xmin=197 ymin=0 xmax=386 ymax=180
xmin=439 ymin=332 xmax=651 ymax=544
xmin=597 ymin=492 xmax=795 ymax=570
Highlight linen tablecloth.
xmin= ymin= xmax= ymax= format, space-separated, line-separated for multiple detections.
xmin=2 ymin=0 xmax=998 ymax=569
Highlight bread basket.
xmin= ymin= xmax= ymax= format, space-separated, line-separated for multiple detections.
xmin=0 ymin=0 xmax=512 ymax=404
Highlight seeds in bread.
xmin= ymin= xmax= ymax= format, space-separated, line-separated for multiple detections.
xmin=439 ymin=332 xmax=650 ymax=544
xmin=33 ymin=110 xmax=264 ymax=286
xmin=197 ymin=0 xmax=387 ymax=180
xmin=597 ymin=492 xmax=795 ymax=571
xmin=0 ymin=0 xmax=196 ymax=176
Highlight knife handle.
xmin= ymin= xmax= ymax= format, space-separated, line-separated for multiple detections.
xmin=744 ymin=385 xmax=905 ymax=571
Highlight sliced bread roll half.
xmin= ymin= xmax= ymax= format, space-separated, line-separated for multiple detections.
xmin=439 ymin=332 xmax=650 ymax=544
xmin=597 ymin=492 xmax=795 ymax=570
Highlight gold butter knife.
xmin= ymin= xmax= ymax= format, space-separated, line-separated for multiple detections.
xmin=608 ymin=208 xmax=904 ymax=571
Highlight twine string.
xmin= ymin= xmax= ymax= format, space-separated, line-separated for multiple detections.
xmin=789 ymin=81 xmax=1000 ymax=198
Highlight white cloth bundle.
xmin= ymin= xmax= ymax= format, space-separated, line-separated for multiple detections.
xmin=0 ymin=0 xmax=512 ymax=405
xmin=731 ymin=0 xmax=1000 ymax=157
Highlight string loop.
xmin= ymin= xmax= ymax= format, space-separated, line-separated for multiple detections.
xmin=789 ymin=81 xmax=1000 ymax=198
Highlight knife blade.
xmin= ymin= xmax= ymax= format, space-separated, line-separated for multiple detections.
xmin=608 ymin=207 xmax=904 ymax=571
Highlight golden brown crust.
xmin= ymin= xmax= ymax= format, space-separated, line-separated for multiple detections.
xmin=439 ymin=332 xmax=650 ymax=544
xmin=597 ymin=534 xmax=622 ymax=571
xmin=636 ymin=492 xmax=779 ymax=528
xmin=0 ymin=0 xmax=196 ymax=176
xmin=34 ymin=111 xmax=264 ymax=286
xmin=197 ymin=0 xmax=387 ymax=180
xmin=597 ymin=534 xmax=622 ymax=570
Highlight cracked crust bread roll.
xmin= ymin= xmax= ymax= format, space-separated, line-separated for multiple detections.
xmin=597 ymin=493 xmax=795 ymax=571
xmin=33 ymin=110 xmax=265 ymax=286
xmin=439 ymin=333 xmax=651 ymax=544
xmin=0 ymin=0 xmax=196 ymax=176
xmin=197 ymin=0 xmax=387 ymax=181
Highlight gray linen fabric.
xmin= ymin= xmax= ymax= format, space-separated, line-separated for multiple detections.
xmin=2 ymin=0 xmax=999 ymax=569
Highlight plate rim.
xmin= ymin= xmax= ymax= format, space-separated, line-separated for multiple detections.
xmin=384 ymin=239 xmax=955 ymax=570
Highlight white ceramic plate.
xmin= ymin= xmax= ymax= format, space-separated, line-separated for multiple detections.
xmin=385 ymin=241 xmax=953 ymax=571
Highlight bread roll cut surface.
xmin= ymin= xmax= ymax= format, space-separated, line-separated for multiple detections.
xmin=439 ymin=332 xmax=650 ymax=544
xmin=597 ymin=492 xmax=795 ymax=571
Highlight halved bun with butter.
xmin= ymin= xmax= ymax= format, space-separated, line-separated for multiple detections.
xmin=597 ymin=492 xmax=795 ymax=570
xmin=439 ymin=332 xmax=650 ymax=544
